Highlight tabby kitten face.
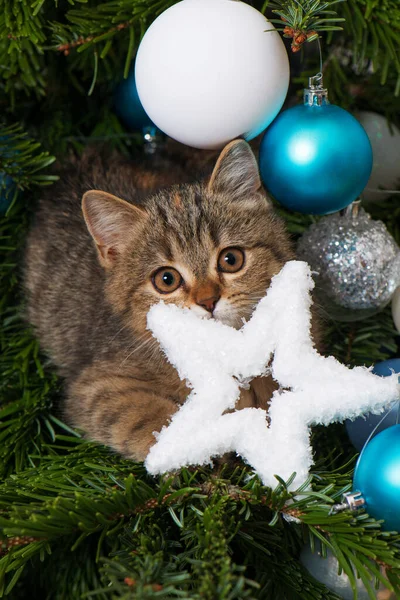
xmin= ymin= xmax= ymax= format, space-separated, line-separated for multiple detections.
xmin=82 ymin=140 xmax=294 ymax=338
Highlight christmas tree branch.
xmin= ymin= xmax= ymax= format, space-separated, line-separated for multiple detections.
xmin=1 ymin=1 xmax=400 ymax=596
xmin=263 ymin=0 xmax=345 ymax=52
xmin=0 ymin=124 xmax=57 ymax=189
xmin=335 ymin=0 xmax=400 ymax=90
xmin=0 ymin=450 xmax=399 ymax=597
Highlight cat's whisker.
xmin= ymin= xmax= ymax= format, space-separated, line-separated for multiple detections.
xmin=231 ymin=301 xmax=260 ymax=311
xmin=118 ymin=333 xmax=153 ymax=368
xmin=229 ymin=292 xmax=266 ymax=304
xmin=122 ymin=334 xmax=162 ymax=368
xmin=247 ymin=293 xmax=267 ymax=302
xmin=108 ymin=322 xmax=131 ymax=345
xmin=146 ymin=342 xmax=163 ymax=366
xmin=119 ymin=347 xmax=143 ymax=369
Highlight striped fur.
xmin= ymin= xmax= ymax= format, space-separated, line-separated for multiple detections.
xmin=24 ymin=140 xmax=300 ymax=461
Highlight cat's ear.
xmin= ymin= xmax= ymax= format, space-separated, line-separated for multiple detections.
xmin=208 ymin=139 xmax=269 ymax=203
xmin=82 ymin=190 xmax=147 ymax=269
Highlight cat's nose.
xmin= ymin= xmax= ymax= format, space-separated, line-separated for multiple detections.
xmin=196 ymin=295 xmax=220 ymax=314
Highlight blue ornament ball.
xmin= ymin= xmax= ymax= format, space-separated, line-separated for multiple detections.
xmin=372 ymin=358 xmax=400 ymax=378
xmin=259 ymin=102 xmax=373 ymax=215
xmin=114 ymin=65 xmax=154 ymax=132
xmin=354 ymin=424 xmax=400 ymax=531
xmin=0 ymin=173 xmax=15 ymax=216
xmin=346 ymin=359 xmax=400 ymax=451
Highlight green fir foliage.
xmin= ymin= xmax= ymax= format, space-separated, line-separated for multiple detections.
xmin=266 ymin=0 xmax=345 ymax=49
xmin=0 ymin=191 xmax=399 ymax=597
xmin=1 ymin=0 xmax=400 ymax=597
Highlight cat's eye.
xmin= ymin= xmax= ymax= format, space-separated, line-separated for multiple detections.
xmin=218 ymin=247 xmax=245 ymax=273
xmin=152 ymin=267 xmax=183 ymax=294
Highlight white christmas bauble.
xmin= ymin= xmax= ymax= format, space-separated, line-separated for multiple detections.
xmin=300 ymin=543 xmax=394 ymax=600
xmin=135 ymin=0 xmax=289 ymax=149
xmin=392 ymin=287 xmax=400 ymax=334
xmin=357 ymin=111 xmax=400 ymax=202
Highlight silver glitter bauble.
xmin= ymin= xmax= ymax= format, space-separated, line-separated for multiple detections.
xmin=298 ymin=206 xmax=400 ymax=321
xmin=300 ymin=542 xmax=395 ymax=600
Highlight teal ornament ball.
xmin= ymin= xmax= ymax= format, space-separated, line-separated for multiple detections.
xmin=259 ymin=102 xmax=373 ymax=215
xmin=114 ymin=65 xmax=154 ymax=132
xmin=354 ymin=424 xmax=400 ymax=531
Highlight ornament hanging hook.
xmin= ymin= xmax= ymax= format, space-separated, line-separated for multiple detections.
xmin=341 ymin=199 xmax=362 ymax=218
xmin=317 ymin=37 xmax=323 ymax=77
xmin=304 ymin=73 xmax=328 ymax=106
xmin=304 ymin=37 xmax=328 ymax=105
xmin=309 ymin=72 xmax=324 ymax=89
xmin=310 ymin=37 xmax=323 ymax=87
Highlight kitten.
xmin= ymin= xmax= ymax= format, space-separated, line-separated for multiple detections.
xmin=24 ymin=140 xmax=296 ymax=461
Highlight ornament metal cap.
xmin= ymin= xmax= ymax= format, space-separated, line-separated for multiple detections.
xmin=342 ymin=490 xmax=366 ymax=511
xmin=304 ymin=73 xmax=329 ymax=106
xmin=329 ymin=491 xmax=366 ymax=514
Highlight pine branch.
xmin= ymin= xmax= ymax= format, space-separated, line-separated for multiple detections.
xmin=1 ymin=3 xmax=400 ymax=596
xmin=263 ymin=0 xmax=345 ymax=52
xmin=98 ymin=535 xmax=193 ymax=599
xmin=1 ymin=195 xmax=399 ymax=597
xmin=0 ymin=452 xmax=399 ymax=597
xmin=0 ymin=0 xmax=176 ymax=99
xmin=0 ymin=0 xmax=47 ymax=98
xmin=0 ymin=124 xmax=57 ymax=190
xmin=331 ymin=0 xmax=400 ymax=92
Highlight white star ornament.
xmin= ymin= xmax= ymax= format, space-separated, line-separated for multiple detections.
xmin=145 ymin=261 xmax=400 ymax=490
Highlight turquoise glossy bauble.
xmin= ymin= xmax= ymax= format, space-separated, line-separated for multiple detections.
xmin=354 ymin=424 xmax=400 ymax=531
xmin=259 ymin=103 xmax=373 ymax=215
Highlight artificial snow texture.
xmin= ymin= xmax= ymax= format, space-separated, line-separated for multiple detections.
xmin=145 ymin=261 xmax=400 ymax=490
